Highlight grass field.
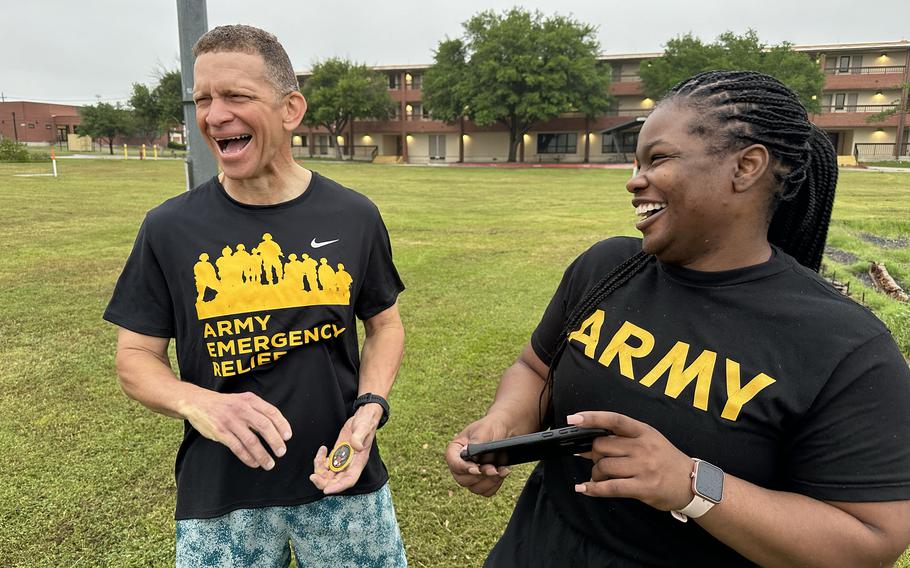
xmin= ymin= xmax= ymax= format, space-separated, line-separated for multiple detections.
xmin=0 ymin=159 xmax=908 ymax=566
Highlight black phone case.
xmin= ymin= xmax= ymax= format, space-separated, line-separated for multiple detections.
xmin=460 ymin=427 xmax=612 ymax=466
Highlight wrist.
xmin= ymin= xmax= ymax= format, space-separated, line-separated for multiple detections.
xmin=355 ymin=401 xmax=384 ymax=426
xmin=353 ymin=393 xmax=390 ymax=428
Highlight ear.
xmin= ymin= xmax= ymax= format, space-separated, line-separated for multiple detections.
xmin=283 ymin=91 xmax=307 ymax=133
xmin=732 ymin=144 xmax=770 ymax=193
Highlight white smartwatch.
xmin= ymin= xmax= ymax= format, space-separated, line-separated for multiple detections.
xmin=671 ymin=458 xmax=724 ymax=523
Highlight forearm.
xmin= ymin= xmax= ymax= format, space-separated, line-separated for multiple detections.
xmin=698 ymin=475 xmax=903 ymax=567
xmin=115 ymin=344 xmax=207 ymax=420
xmin=486 ymin=345 xmax=549 ymax=437
xmin=358 ymin=314 xmax=404 ymax=399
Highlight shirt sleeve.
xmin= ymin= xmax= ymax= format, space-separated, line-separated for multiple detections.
xmin=530 ymin=255 xmax=585 ymax=366
xmin=102 ymin=216 xmax=175 ymax=338
xmin=354 ymin=212 xmax=405 ymax=321
xmin=785 ymin=331 xmax=910 ymax=501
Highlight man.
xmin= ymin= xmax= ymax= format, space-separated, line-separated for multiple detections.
xmin=104 ymin=25 xmax=407 ymax=567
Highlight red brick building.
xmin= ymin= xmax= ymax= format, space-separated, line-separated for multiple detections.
xmin=0 ymin=101 xmax=81 ymax=145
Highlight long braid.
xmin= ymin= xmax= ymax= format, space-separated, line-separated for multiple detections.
xmin=539 ymin=251 xmax=652 ymax=427
xmin=665 ymin=70 xmax=838 ymax=270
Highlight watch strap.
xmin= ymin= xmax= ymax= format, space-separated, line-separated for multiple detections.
xmin=671 ymin=495 xmax=716 ymax=522
xmin=353 ymin=393 xmax=390 ymax=428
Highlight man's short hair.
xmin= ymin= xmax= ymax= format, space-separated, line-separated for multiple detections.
xmin=193 ymin=24 xmax=299 ymax=96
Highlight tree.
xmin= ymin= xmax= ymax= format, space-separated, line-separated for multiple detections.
xmin=79 ymin=102 xmax=133 ymax=154
xmin=640 ymin=30 xmax=824 ymax=112
xmin=129 ymin=70 xmax=184 ymax=145
xmin=301 ymin=58 xmax=393 ymax=160
xmin=129 ymin=83 xmax=161 ymax=145
xmin=424 ymin=8 xmax=612 ymax=162
xmin=154 ymin=70 xmax=184 ymax=130
xmin=423 ymin=39 xmax=470 ymax=161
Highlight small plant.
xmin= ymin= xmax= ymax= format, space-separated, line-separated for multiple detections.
xmin=167 ymin=140 xmax=186 ymax=150
xmin=0 ymin=139 xmax=34 ymax=162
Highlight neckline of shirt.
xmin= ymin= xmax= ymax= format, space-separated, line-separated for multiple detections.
xmin=211 ymin=171 xmax=320 ymax=211
xmin=657 ymin=246 xmax=790 ymax=287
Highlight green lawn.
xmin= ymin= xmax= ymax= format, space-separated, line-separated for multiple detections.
xmin=0 ymin=160 xmax=908 ymax=566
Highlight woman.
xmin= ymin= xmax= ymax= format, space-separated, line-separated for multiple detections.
xmin=445 ymin=71 xmax=910 ymax=567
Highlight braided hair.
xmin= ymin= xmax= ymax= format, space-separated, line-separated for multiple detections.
xmin=538 ymin=70 xmax=838 ymax=427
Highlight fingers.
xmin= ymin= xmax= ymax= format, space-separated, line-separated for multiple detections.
xmin=243 ymin=393 xmax=292 ymax=455
xmin=591 ymin=456 xmax=637 ymax=482
xmin=566 ymin=411 xmax=645 ymax=438
xmin=575 ymin=478 xmax=640 ymax=499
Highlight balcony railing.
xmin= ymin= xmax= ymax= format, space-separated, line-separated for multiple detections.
xmin=854 ymin=143 xmax=910 ymax=159
xmin=819 ymin=104 xmax=900 ymax=113
xmin=824 ymin=65 xmax=906 ymax=75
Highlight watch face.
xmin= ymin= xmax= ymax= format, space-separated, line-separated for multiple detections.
xmin=694 ymin=461 xmax=724 ymax=503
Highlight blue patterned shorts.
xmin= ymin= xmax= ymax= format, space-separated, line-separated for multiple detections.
xmin=176 ymin=484 xmax=407 ymax=567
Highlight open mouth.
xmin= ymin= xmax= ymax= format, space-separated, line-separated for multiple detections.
xmin=635 ymin=202 xmax=667 ymax=220
xmin=215 ymin=134 xmax=252 ymax=155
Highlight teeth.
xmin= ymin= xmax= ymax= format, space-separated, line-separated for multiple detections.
xmin=215 ymin=135 xmax=251 ymax=141
xmin=635 ymin=202 xmax=667 ymax=217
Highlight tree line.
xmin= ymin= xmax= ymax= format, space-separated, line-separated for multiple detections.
xmin=78 ymin=69 xmax=183 ymax=155
xmin=82 ymin=10 xmax=832 ymax=160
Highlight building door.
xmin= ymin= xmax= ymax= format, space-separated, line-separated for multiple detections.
xmin=826 ymin=131 xmax=841 ymax=155
xmin=429 ymin=134 xmax=446 ymax=160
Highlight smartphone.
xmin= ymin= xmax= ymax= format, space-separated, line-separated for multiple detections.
xmin=459 ymin=426 xmax=612 ymax=467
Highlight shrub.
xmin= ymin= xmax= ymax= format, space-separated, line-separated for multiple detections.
xmin=167 ymin=141 xmax=186 ymax=150
xmin=0 ymin=139 xmax=33 ymax=162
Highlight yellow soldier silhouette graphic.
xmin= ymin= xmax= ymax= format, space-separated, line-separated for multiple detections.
xmin=193 ymin=253 xmax=220 ymax=302
xmin=317 ymin=258 xmax=337 ymax=293
xmin=336 ymin=263 xmax=353 ymax=302
xmin=215 ymin=246 xmax=244 ymax=291
xmin=193 ymin=235 xmax=352 ymax=319
xmin=232 ymin=244 xmax=254 ymax=286
xmin=257 ymin=233 xmax=284 ymax=285
xmin=283 ymin=254 xmax=305 ymax=290
xmin=248 ymin=247 xmax=264 ymax=285
xmin=301 ymin=253 xmax=319 ymax=292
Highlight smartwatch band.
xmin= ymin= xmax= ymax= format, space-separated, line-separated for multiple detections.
xmin=353 ymin=393 xmax=390 ymax=428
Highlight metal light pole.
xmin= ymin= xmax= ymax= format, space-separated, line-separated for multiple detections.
xmin=176 ymin=0 xmax=218 ymax=190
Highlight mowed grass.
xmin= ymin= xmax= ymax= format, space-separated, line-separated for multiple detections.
xmin=0 ymin=159 xmax=908 ymax=567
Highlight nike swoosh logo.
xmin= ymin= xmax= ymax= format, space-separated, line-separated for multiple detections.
xmin=311 ymin=238 xmax=340 ymax=248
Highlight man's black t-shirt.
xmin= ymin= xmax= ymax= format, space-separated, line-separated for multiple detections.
xmin=104 ymin=173 xmax=404 ymax=520
xmin=510 ymin=237 xmax=910 ymax=566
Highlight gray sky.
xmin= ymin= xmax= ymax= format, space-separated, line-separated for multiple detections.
xmin=2 ymin=0 xmax=907 ymax=105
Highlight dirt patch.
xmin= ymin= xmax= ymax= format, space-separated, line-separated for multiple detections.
xmin=858 ymin=232 xmax=908 ymax=249
xmin=824 ymin=246 xmax=859 ymax=265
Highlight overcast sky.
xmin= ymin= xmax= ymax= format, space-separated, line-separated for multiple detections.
xmin=2 ymin=0 xmax=908 ymax=105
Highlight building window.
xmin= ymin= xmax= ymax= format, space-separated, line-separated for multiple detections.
xmin=390 ymin=106 xmax=402 ymax=121
xmin=410 ymin=73 xmax=422 ymax=90
xmin=837 ymin=56 xmax=850 ymax=73
xmin=429 ymin=134 xmax=446 ymax=160
xmin=388 ymin=73 xmax=400 ymax=90
xmin=28 ymin=123 xmax=35 ymax=129
xmin=407 ymin=103 xmax=422 ymax=120
xmin=601 ymin=132 xmax=638 ymax=153
xmin=422 ymin=106 xmax=432 ymax=120
xmin=537 ymin=133 xmax=577 ymax=154
xmin=834 ymin=93 xmax=846 ymax=111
